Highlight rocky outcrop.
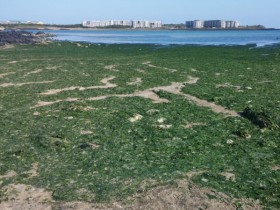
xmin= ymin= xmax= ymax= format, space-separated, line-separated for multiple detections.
xmin=0 ymin=30 xmax=53 ymax=46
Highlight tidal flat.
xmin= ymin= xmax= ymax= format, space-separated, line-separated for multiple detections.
xmin=0 ymin=42 xmax=279 ymax=209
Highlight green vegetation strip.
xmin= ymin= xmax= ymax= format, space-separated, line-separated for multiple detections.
xmin=0 ymin=42 xmax=279 ymax=208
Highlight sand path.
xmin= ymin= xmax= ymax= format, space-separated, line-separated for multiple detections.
xmin=0 ymin=177 xmax=261 ymax=210
xmin=0 ymin=72 xmax=15 ymax=78
xmin=40 ymin=76 xmax=116 ymax=95
xmin=0 ymin=81 xmax=54 ymax=87
xmin=142 ymin=61 xmax=178 ymax=72
xmin=33 ymin=76 xmax=239 ymax=117
xmin=0 ymin=45 xmax=14 ymax=50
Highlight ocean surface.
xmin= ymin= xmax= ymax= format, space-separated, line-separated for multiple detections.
xmin=35 ymin=29 xmax=280 ymax=46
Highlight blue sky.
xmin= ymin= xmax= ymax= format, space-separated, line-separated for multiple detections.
xmin=1 ymin=0 xmax=280 ymax=28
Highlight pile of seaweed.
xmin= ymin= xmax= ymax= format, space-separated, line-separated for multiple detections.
xmin=241 ymin=106 xmax=279 ymax=130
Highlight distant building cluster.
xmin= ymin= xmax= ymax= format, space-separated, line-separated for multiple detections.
xmin=82 ymin=20 xmax=162 ymax=28
xmin=186 ymin=20 xmax=239 ymax=29
xmin=0 ymin=20 xmax=44 ymax=25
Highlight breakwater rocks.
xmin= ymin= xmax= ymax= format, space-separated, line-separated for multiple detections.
xmin=0 ymin=30 xmax=54 ymax=46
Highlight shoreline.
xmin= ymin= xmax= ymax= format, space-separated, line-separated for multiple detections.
xmin=1 ymin=29 xmax=280 ymax=48
xmin=1 ymin=26 xmax=279 ymax=31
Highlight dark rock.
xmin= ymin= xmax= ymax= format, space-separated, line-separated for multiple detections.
xmin=79 ymin=143 xmax=90 ymax=149
xmin=0 ymin=30 xmax=53 ymax=46
xmin=241 ymin=106 xmax=279 ymax=130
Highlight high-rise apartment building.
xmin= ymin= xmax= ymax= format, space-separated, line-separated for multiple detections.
xmin=186 ymin=20 xmax=239 ymax=29
xmin=83 ymin=20 xmax=162 ymax=28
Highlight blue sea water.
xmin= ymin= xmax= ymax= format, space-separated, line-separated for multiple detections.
xmin=36 ymin=29 xmax=280 ymax=46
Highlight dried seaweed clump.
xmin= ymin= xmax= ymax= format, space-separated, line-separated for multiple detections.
xmin=241 ymin=106 xmax=279 ymax=130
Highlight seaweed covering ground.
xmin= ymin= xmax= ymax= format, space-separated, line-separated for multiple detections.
xmin=0 ymin=42 xmax=279 ymax=209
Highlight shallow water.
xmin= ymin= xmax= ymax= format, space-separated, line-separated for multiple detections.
xmin=33 ymin=29 xmax=280 ymax=46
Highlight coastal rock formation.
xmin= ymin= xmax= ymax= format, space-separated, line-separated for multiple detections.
xmin=0 ymin=30 xmax=53 ymax=46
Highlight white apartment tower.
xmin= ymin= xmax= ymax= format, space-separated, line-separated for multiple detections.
xmin=186 ymin=20 xmax=239 ymax=29
xmin=193 ymin=20 xmax=204 ymax=28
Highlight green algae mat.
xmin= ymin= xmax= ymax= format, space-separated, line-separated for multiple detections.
xmin=0 ymin=43 xmax=279 ymax=209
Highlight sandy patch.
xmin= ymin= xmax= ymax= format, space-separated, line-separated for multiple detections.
xmin=156 ymin=124 xmax=172 ymax=129
xmin=178 ymin=93 xmax=239 ymax=117
xmin=24 ymin=163 xmax=39 ymax=178
xmin=147 ymin=79 xmax=238 ymax=117
xmin=157 ymin=117 xmax=166 ymax=123
xmin=55 ymin=201 xmax=94 ymax=210
xmin=0 ymin=181 xmax=261 ymax=210
xmin=146 ymin=109 xmax=160 ymax=115
xmin=65 ymin=116 xmax=74 ymax=120
xmin=226 ymin=139 xmax=234 ymax=144
xmin=126 ymin=179 xmax=261 ymax=210
xmin=33 ymin=111 xmax=41 ymax=116
xmin=88 ymin=95 xmax=109 ymax=101
xmin=0 ymin=171 xmax=17 ymax=179
xmin=75 ymin=188 xmax=95 ymax=201
xmin=34 ymin=101 xmax=59 ymax=108
xmin=86 ymin=90 xmax=169 ymax=104
xmin=8 ymin=61 xmax=18 ymax=64
xmin=0 ymin=81 xmax=54 ymax=87
xmin=220 ymin=172 xmax=236 ymax=182
xmin=104 ymin=65 xmax=115 ymax=70
xmin=46 ymin=66 xmax=62 ymax=70
xmin=129 ymin=114 xmax=143 ymax=122
xmin=190 ymin=68 xmax=198 ymax=72
xmin=155 ymin=117 xmax=172 ymax=129
xmin=142 ymin=61 xmax=177 ymax=72
xmin=272 ymin=165 xmax=280 ymax=171
xmin=68 ymin=105 xmax=95 ymax=112
xmin=127 ymin=77 xmax=142 ymax=86
xmin=40 ymin=76 xmax=116 ymax=95
xmin=80 ymin=130 xmax=93 ymax=135
xmin=24 ymin=69 xmax=43 ymax=76
xmin=29 ymin=163 xmax=39 ymax=177
xmin=89 ymin=143 xmax=100 ymax=150
xmin=129 ymin=90 xmax=170 ymax=103
xmin=0 ymin=45 xmax=14 ymax=50
xmin=185 ymin=76 xmax=199 ymax=84
xmin=33 ymin=76 xmax=239 ymax=117
xmin=216 ymin=83 xmax=241 ymax=91
xmin=104 ymin=64 xmax=119 ymax=71
xmin=0 ymin=184 xmax=52 ymax=210
xmin=0 ymin=72 xmax=15 ymax=78
xmin=183 ymin=123 xmax=206 ymax=129
xmin=136 ymin=69 xmax=145 ymax=73
xmin=32 ymin=98 xmax=79 ymax=108
xmin=81 ymin=106 xmax=95 ymax=111
xmin=186 ymin=170 xmax=207 ymax=178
